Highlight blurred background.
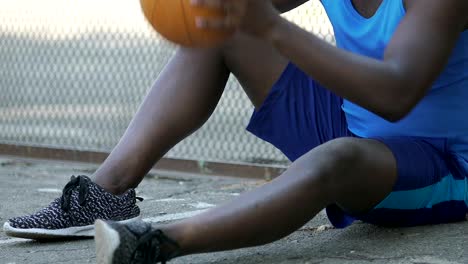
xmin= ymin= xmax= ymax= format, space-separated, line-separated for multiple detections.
xmin=0 ymin=0 xmax=334 ymax=167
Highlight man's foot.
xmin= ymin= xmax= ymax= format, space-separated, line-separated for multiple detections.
xmin=3 ymin=175 xmax=141 ymax=239
xmin=95 ymin=219 xmax=180 ymax=264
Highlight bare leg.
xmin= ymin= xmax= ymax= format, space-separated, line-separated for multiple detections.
xmin=94 ymin=34 xmax=288 ymax=194
xmin=93 ymin=48 xmax=228 ymax=194
xmin=160 ymin=138 xmax=397 ymax=256
xmin=92 ymin=34 xmax=398 ymax=258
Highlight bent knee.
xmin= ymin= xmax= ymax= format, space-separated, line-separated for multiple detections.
xmin=317 ymin=138 xmax=369 ymax=169
xmin=305 ymin=137 xmax=393 ymax=190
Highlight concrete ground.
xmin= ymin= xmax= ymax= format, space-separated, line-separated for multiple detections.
xmin=0 ymin=156 xmax=467 ymax=264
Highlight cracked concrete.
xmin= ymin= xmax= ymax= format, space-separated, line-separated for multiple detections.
xmin=0 ymin=156 xmax=467 ymax=264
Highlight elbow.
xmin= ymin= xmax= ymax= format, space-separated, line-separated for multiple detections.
xmin=376 ymin=67 xmax=426 ymax=122
xmin=375 ymin=56 xmax=440 ymax=122
xmin=380 ymin=107 xmax=411 ymax=123
xmin=378 ymin=88 xmax=421 ymax=123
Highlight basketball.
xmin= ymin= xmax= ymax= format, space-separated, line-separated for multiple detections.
xmin=140 ymin=0 xmax=234 ymax=47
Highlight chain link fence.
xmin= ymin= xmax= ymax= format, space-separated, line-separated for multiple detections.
xmin=0 ymin=0 xmax=334 ymax=166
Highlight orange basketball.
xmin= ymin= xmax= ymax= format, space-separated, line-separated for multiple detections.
xmin=140 ymin=0 xmax=234 ymax=47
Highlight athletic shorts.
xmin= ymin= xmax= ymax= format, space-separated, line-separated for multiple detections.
xmin=246 ymin=63 xmax=468 ymax=228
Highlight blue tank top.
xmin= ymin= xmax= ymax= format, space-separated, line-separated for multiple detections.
xmin=321 ymin=0 xmax=468 ymax=161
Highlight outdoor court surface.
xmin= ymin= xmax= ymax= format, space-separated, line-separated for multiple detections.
xmin=0 ymin=156 xmax=467 ymax=264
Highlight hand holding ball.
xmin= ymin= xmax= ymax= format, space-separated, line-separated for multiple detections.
xmin=140 ymin=0 xmax=234 ymax=47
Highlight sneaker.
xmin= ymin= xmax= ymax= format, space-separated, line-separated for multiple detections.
xmin=3 ymin=175 xmax=141 ymax=239
xmin=95 ymin=219 xmax=180 ymax=264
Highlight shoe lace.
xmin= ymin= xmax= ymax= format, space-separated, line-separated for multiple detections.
xmin=60 ymin=175 xmax=90 ymax=212
xmin=132 ymin=229 xmax=180 ymax=264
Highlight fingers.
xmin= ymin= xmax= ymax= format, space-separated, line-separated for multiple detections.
xmin=190 ymin=0 xmax=245 ymax=30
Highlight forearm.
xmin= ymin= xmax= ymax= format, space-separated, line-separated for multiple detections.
xmin=267 ymin=18 xmax=411 ymax=121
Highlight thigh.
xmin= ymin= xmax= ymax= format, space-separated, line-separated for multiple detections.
xmin=246 ymin=63 xmax=351 ymax=161
xmin=328 ymin=137 xmax=468 ymax=228
xmin=221 ymin=33 xmax=289 ymax=108
xmin=221 ymin=35 xmax=351 ymax=161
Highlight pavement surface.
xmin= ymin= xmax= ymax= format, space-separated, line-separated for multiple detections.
xmin=0 ymin=156 xmax=467 ymax=264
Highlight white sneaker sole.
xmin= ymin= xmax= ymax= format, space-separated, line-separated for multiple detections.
xmin=95 ymin=220 xmax=121 ymax=264
xmin=3 ymin=216 xmax=140 ymax=240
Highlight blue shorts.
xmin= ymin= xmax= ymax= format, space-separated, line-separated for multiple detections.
xmin=247 ymin=63 xmax=468 ymax=228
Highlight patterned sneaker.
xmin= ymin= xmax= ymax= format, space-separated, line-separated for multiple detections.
xmin=95 ymin=219 xmax=180 ymax=264
xmin=3 ymin=175 xmax=141 ymax=239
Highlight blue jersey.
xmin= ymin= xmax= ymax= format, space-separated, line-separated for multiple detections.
xmin=321 ymin=0 xmax=468 ymax=161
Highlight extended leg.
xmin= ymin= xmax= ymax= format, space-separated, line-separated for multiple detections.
xmin=159 ymin=138 xmax=397 ymax=256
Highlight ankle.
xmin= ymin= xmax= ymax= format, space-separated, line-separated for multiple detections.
xmin=157 ymin=223 xmax=195 ymax=258
xmin=93 ymin=175 xmax=130 ymax=195
xmin=157 ymin=231 xmax=182 ymax=261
